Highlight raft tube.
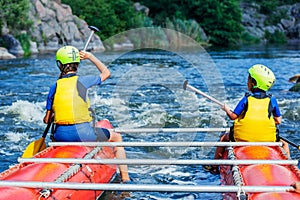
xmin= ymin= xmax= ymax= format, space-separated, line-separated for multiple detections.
xmin=221 ymin=145 xmax=300 ymax=200
xmin=0 ymin=119 xmax=117 ymax=200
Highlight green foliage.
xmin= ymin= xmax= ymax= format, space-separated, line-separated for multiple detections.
xmin=244 ymin=0 xmax=297 ymax=21
xmin=185 ymin=0 xmax=244 ymax=47
xmin=264 ymin=8 xmax=289 ymax=26
xmin=0 ymin=0 xmax=32 ymax=35
xmin=265 ymin=30 xmax=287 ymax=44
xmin=0 ymin=37 xmax=5 ymax=48
xmin=240 ymin=32 xmax=261 ymax=44
xmin=1 ymin=0 xmax=296 ymax=52
xmin=165 ymin=18 xmax=205 ymax=43
xmin=259 ymin=0 xmax=280 ymax=15
xmin=62 ymin=0 xmax=147 ymax=40
xmin=138 ymin=0 xmax=244 ymax=47
xmin=16 ymin=32 xmax=31 ymax=57
xmin=135 ymin=0 xmax=185 ymax=25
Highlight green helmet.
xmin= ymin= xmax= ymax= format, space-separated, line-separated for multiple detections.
xmin=56 ymin=46 xmax=80 ymax=65
xmin=248 ymin=64 xmax=275 ymax=91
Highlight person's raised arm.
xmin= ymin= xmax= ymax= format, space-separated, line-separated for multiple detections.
xmin=80 ymin=51 xmax=110 ymax=82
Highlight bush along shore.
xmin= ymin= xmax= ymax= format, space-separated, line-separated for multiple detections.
xmin=1 ymin=0 xmax=300 ymax=59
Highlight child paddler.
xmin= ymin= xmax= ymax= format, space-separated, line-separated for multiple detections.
xmin=204 ymin=64 xmax=290 ymax=174
xmin=43 ymin=46 xmax=130 ymax=183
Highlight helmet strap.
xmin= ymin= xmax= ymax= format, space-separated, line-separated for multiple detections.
xmin=56 ymin=60 xmax=63 ymax=71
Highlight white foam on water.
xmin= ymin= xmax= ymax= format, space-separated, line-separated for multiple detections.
xmin=5 ymin=131 xmax=25 ymax=143
xmin=0 ymin=149 xmax=14 ymax=156
xmin=278 ymin=98 xmax=300 ymax=107
xmin=0 ymin=132 xmax=26 ymax=156
xmin=2 ymin=100 xmax=45 ymax=123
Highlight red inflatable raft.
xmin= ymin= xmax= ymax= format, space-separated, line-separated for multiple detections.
xmin=0 ymin=120 xmax=117 ymax=200
xmin=221 ymin=145 xmax=300 ymax=200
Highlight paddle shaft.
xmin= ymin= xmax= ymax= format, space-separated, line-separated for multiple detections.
xmin=83 ymin=26 xmax=100 ymax=51
xmin=183 ymin=80 xmax=224 ymax=107
xmin=279 ymin=136 xmax=300 ymax=150
xmin=41 ymin=122 xmax=52 ymax=138
xmin=183 ymin=80 xmax=300 ymax=150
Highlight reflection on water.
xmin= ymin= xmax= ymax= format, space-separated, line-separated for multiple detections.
xmin=0 ymin=47 xmax=299 ymax=199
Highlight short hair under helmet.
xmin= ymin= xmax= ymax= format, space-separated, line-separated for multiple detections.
xmin=56 ymin=46 xmax=80 ymax=66
xmin=248 ymin=64 xmax=275 ymax=91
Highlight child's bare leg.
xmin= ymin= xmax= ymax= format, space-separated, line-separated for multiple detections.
xmin=280 ymin=140 xmax=290 ymax=158
xmin=109 ymin=132 xmax=130 ymax=182
xmin=214 ymin=132 xmax=230 ymax=159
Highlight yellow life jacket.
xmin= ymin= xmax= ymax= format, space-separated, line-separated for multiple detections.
xmin=233 ymin=96 xmax=276 ymax=142
xmin=52 ymin=76 xmax=92 ymax=124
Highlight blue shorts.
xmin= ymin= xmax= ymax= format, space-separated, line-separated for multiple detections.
xmin=54 ymin=122 xmax=110 ymax=142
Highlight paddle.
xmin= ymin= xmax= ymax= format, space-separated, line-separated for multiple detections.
xmin=183 ymin=80 xmax=223 ymax=107
xmin=183 ymin=80 xmax=300 ymax=150
xmin=22 ymin=26 xmax=100 ymax=158
xmin=278 ymin=136 xmax=300 ymax=150
xmin=22 ymin=122 xmax=52 ymax=158
xmin=83 ymin=25 xmax=100 ymax=51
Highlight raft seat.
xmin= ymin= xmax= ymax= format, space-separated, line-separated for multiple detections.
xmin=2 ymin=163 xmax=68 ymax=181
xmin=235 ymin=146 xmax=298 ymax=186
xmin=241 ymin=164 xmax=299 ymax=186
xmin=249 ymin=192 xmax=300 ymax=200
xmin=38 ymin=146 xmax=91 ymax=159
xmin=234 ymin=146 xmax=285 ymax=160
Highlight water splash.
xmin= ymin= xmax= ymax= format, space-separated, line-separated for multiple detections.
xmin=1 ymin=100 xmax=45 ymax=123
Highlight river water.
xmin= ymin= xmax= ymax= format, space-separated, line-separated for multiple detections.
xmin=0 ymin=45 xmax=299 ymax=200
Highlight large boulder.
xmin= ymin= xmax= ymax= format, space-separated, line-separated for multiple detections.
xmin=241 ymin=2 xmax=300 ymax=44
xmin=29 ymin=0 xmax=104 ymax=53
xmin=2 ymin=34 xmax=24 ymax=57
xmin=0 ymin=47 xmax=16 ymax=59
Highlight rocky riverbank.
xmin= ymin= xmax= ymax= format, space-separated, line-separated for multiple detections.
xmin=1 ymin=1 xmax=300 ymax=59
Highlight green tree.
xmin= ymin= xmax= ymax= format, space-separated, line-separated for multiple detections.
xmin=0 ymin=0 xmax=32 ymax=35
xmin=62 ymin=0 xmax=146 ymax=40
xmin=184 ymin=0 xmax=244 ymax=46
xmin=135 ymin=0 xmax=185 ymax=25
xmin=138 ymin=0 xmax=243 ymax=46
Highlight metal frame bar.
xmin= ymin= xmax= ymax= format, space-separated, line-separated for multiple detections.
xmin=108 ymin=127 xmax=230 ymax=133
xmin=0 ymin=181 xmax=293 ymax=193
xmin=18 ymin=158 xmax=298 ymax=165
xmin=49 ymin=141 xmax=283 ymax=147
